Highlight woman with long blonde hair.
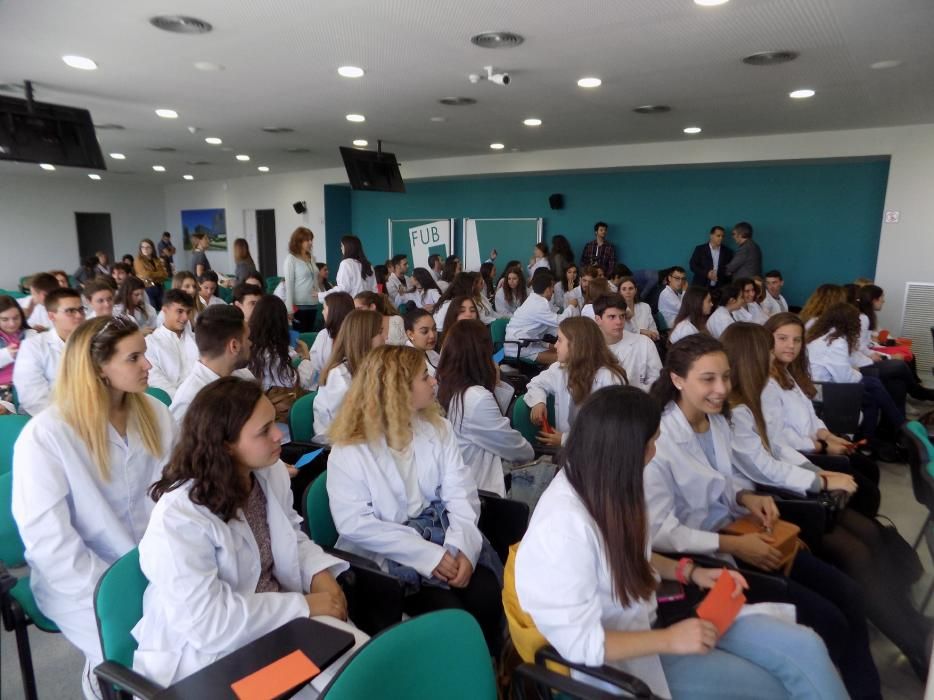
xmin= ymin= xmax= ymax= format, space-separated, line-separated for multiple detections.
xmin=798 ymin=284 xmax=846 ymax=326
xmin=12 ymin=315 xmax=176 ymax=696
xmin=312 ymin=309 xmax=385 ymax=441
xmin=326 ymin=345 xmax=502 ymax=654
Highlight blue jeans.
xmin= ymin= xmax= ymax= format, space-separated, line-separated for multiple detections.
xmin=661 ymin=614 xmax=848 ymax=699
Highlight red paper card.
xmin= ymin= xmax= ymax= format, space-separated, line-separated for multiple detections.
xmin=231 ymin=649 xmax=320 ymax=700
xmin=695 ymin=569 xmax=745 ymax=636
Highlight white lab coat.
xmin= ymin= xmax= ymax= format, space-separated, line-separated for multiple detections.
xmin=807 ymin=333 xmax=861 ymax=383
xmin=525 ymin=363 xmax=626 ymax=436
xmin=527 ymin=258 xmax=549 ymax=278
xmin=761 ymin=377 xmax=827 ymax=454
xmin=606 ymin=334 xmax=662 ymax=392
xmin=404 ymin=340 xmax=440 ymax=378
xmin=114 ymin=302 xmax=159 ymax=330
xmin=515 ymin=470 xmax=670 ymax=698
xmin=494 ymin=287 xmax=521 ymax=316
xmin=855 ymin=314 xmax=876 ymax=364
xmin=475 ymin=295 xmax=499 ymax=325
xmin=385 ymin=274 xmax=406 ymax=306
xmin=706 ymin=306 xmax=736 ymax=339
xmin=624 ymin=302 xmax=657 ymax=335
xmin=446 ymin=384 xmax=534 ymax=496
xmin=319 ymin=259 xmax=376 ymax=300
xmin=433 ymin=301 xmax=451 ymax=332
xmin=11 ymin=395 xmax=175 ymax=666
xmin=12 ymin=329 xmax=66 ymax=415
xmin=580 ymin=304 xmax=595 ymax=320
xmin=505 ymin=293 xmax=579 ymax=359
xmin=170 ymin=362 xmax=256 ymax=424
xmin=200 ymin=295 xmax=227 ymax=307
xmin=734 ymin=302 xmax=769 ymax=325
xmin=132 ymin=464 xmax=362 ymax=691
xmin=657 ymin=287 xmax=683 ymax=328
xmin=644 ymin=402 xmax=748 ymax=557
xmin=308 ymin=331 xmax=334 ymax=390
xmin=313 ymin=362 xmax=352 ymax=442
xmin=401 ymin=288 xmax=441 ymax=311
xmin=761 ymin=294 xmax=788 ymax=317
xmin=386 ymin=314 xmax=407 ymax=346
xmin=729 ymin=404 xmax=818 ymax=496
xmin=144 ymin=324 xmax=199 ymax=398
xmin=327 ymin=417 xmax=482 ymax=576
xmin=668 ymin=319 xmax=700 ymax=344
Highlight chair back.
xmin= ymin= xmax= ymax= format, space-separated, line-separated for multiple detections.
xmin=299 ymin=331 xmax=319 ymax=349
xmin=511 ymin=395 xmax=556 ymax=445
xmin=304 ymin=471 xmax=338 ymax=547
xmin=814 ymin=382 xmax=863 ymax=435
xmin=490 ymin=317 xmax=508 ymax=351
xmin=266 ymin=276 xmax=283 ymax=294
xmin=0 ymin=472 xmax=26 ymax=566
xmin=0 ymin=414 xmax=30 ymax=475
xmin=94 ymin=548 xmax=148 ymax=669
xmin=904 ymin=422 xmax=934 ymax=513
xmin=288 ymin=391 xmax=317 ymax=443
xmin=144 ymin=387 xmax=172 ymax=407
xmin=320 ymin=609 xmax=496 ymax=699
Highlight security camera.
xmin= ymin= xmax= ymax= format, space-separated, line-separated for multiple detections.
xmin=484 ymin=66 xmax=511 ymax=86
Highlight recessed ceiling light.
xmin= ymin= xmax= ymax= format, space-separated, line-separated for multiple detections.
xmin=352 ymin=139 xmax=368 ymax=147
xmin=345 ymin=114 xmax=366 ymax=122
xmin=789 ymin=89 xmax=815 ymax=99
xmin=236 ymin=154 xmax=250 ymax=161
xmin=257 ymin=166 xmax=270 ymax=172
xmin=337 ymin=66 xmax=365 ymax=78
xmin=183 ymin=174 xmax=194 ymax=180
xmin=62 ymin=55 xmax=98 ymax=70
xmin=193 ymin=61 xmax=224 ymax=71
xmin=205 ymin=137 xmax=222 ymax=145
xmin=152 ymin=165 xmax=166 ymax=172
xmin=683 ymin=126 xmax=702 ymax=134
xmin=523 ymin=118 xmax=542 ymax=127
xmin=109 ymin=152 xmax=126 ymax=160
xmin=870 ymin=60 xmax=902 ymax=70
xmin=155 ymin=108 xmax=178 ymax=119
xmin=577 ymin=77 xmax=602 ymax=88
xmin=88 ymin=173 xmax=101 ymax=180
xmin=39 ymin=163 xmax=56 ymax=171
xmin=490 ymin=143 xmax=505 ymax=150
xmin=694 ymin=0 xmax=729 ymax=5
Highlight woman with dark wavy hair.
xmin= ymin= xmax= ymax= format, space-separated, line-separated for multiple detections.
xmin=135 ymin=376 xmax=366 ymax=693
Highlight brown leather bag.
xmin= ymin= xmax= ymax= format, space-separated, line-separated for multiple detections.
xmin=265 ymin=385 xmax=308 ymax=424
xmin=721 ymin=516 xmax=802 ymax=576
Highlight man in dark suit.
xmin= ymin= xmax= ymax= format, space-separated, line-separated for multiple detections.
xmin=725 ymin=221 xmax=762 ymax=281
xmin=689 ymin=225 xmax=733 ymax=288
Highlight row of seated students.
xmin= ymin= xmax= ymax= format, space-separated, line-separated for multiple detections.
xmin=7 ymin=267 xmax=933 ymax=697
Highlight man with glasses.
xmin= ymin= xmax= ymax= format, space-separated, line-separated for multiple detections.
xmin=13 ymin=288 xmax=86 ymax=415
xmin=658 ymin=266 xmax=688 ymax=330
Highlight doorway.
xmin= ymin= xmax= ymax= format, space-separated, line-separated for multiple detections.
xmin=256 ymin=209 xmax=277 ymax=279
xmin=75 ymin=212 xmax=114 ymax=263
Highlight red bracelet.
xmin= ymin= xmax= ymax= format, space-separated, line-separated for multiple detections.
xmin=675 ymin=557 xmax=694 ymax=585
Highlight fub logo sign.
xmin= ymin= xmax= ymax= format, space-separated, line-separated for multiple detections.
xmin=407 ymin=220 xmax=450 ymax=267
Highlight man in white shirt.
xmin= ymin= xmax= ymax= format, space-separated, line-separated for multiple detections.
xmin=593 ymin=294 xmax=662 ymax=392
xmin=13 ymin=288 xmax=86 ymax=415
xmin=762 ymin=270 xmax=789 ymax=316
xmin=657 ymin=266 xmax=687 ymax=329
xmin=385 ymin=254 xmax=410 ymax=306
xmin=17 ymin=272 xmax=60 ymax=332
xmin=733 ymin=278 xmax=770 ymax=324
xmin=83 ymin=279 xmax=115 ymax=319
xmin=171 ymin=305 xmax=253 ymax=423
xmin=144 ymin=289 xmax=198 ymax=398
xmin=505 ymin=270 xmax=579 ymax=364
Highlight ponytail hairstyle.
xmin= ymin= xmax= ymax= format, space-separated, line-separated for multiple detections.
xmin=719 ymin=323 xmax=773 ymax=450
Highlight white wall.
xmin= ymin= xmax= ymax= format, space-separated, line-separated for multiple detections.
xmin=0 ymin=173 xmax=166 ymax=290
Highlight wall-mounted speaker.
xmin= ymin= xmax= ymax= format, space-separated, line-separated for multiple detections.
xmin=548 ymin=193 xmax=564 ymax=210
xmin=293 ymin=201 xmax=307 ymax=214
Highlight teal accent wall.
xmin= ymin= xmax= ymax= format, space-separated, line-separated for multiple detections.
xmin=344 ymin=159 xmax=889 ymax=305
xmin=324 ymin=184 xmax=352 ymax=272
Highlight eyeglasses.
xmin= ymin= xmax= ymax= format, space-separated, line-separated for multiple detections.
xmin=670 ymin=275 xmax=687 ymax=282
xmin=59 ymin=307 xmax=86 ymax=316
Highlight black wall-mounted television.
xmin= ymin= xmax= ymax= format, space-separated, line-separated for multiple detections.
xmin=0 ymin=95 xmax=106 ymax=170
xmin=339 ymin=146 xmax=405 ymax=193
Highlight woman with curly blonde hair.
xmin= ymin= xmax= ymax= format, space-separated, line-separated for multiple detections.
xmin=326 ymin=345 xmax=503 ymax=654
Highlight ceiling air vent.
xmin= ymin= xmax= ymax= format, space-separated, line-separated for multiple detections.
xmin=285 ymin=148 xmax=312 ymax=154
xmin=262 ymin=127 xmax=294 ymax=134
xmin=185 ymin=160 xmax=212 ymax=166
xmin=742 ymin=51 xmax=799 ymax=66
xmin=438 ymin=97 xmax=477 ymax=106
xmin=470 ymin=32 xmax=524 ymax=49
xmin=94 ymin=123 xmax=125 ymax=130
xmin=149 ymin=15 xmax=213 ymax=34
xmin=148 ymin=147 xmax=176 ymax=152
xmin=633 ymin=105 xmax=672 ymax=114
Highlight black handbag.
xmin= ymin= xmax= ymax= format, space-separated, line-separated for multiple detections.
xmin=875 ymin=515 xmax=923 ymax=586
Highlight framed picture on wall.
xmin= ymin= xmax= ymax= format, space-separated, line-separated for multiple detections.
xmin=181 ymin=208 xmax=227 ymax=250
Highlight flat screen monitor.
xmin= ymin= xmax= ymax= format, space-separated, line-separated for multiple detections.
xmin=339 ymin=146 xmax=405 ymax=193
xmin=0 ymin=95 xmax=106 ymax=170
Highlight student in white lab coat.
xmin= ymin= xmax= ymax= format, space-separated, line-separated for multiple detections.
xmin=436 ymin=296 xmax=479 ymax=349
xmin=525 ymin=316 xmax=627 ymax=448
xmin=515 ymin=385 xmax=846 ymax=700
xmin=171 ymin=305 xmax=253 ymax=424
xmin=82 ymin=279 xmax=116 ymax=320
xmin=0 ymin=295 xmax=31 ymax=405
xmin=505 ymin=270 xmax=579 ymax=364
xmin=592 ymin=294 xmax=661 ymax=392
xmin=526 ymin=242 xmax=550 ymax=278
xmin=353 ymin=291 xmax=406 ymax=346
xmin=402 ymin=268 xmax=442 ymax=313
xmin=18 ymin=272 xmax=59 ymax=331
xmin=732 ymin=278 xmax=769 ymax=325
xmin=319 ymin=235 xmax=377 ymax=300
xmin=657 ymin=267 xmax=687 ymax=329
xmin=705 ymin=282 xmax=743 ymax=340
xmin=12 ymin=315 xmax=176 ymax=698
xmin=644 ymin=334 xmax=882 ymax=695
xmin=197 ymin=271 xmax=227 ymax=308
xmin=579 ymin=277 xmax=610 ymax=320
xmin=403 ymin=308 xmax=440 ymax=377
xmin=668 ymin=286 xmax=712 ymax=344
xmin=617 ymin=276 xmax=659 ymax=341
xmin=231 ymin=282 xmax=263 ymax=325
xmin=326 ymin=345 xmax=503 ymax=654
xmin=113 ymin=276 xmax=158 ymax=331
xmin=436 ymin=319 xmax=533 ymax=495
xmin=551 ymin=264 xmax=579 ymax=312
xmin=13 ymin=288 xmax=86 ymax=415
xmin=494 ymin=269 xmax=527 ymax=316
xmin=384 ymin=254 xmax=409 ymax=306
xmin=313 ymin=310 xmax=385 ymax=442
xmin=133 ymin=377 xmax=366 ymax=694
xmin=144 ymin=289 xmax=199 ymax=399
xmin=307 ymin=292 xmax=354 ymax=390
xmin=761 ymin=271 xmax=789 ymax=317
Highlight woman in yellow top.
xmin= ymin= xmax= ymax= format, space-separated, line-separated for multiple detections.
xmin=134 ymin=238 xmax=169 ymax=310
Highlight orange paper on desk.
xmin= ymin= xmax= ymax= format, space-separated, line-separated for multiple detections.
xmin=695 ymin=569 xmax=746 ymax=636
xmin=231 ymin=650 xmax=320 ymax=700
